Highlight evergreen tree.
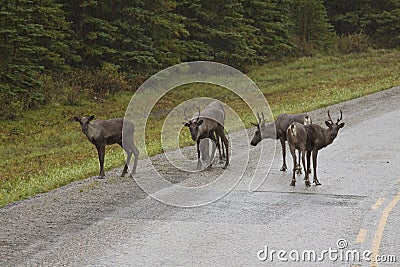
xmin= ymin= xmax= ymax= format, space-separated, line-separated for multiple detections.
xmin=290 ymin=0 xmax=335 ymax=54
xmin=325 ymin=0 xmax=400 ymax=47
xmin=178 ymin=0 xmax=258 ymax=69
xmin=60 ymin=0 xmax=188 ymax=72
xmin=138 ymin=0 xmax=189 ymax=69
xmin=243 ymin=0 xmax=293 ymax=60
xmin=374 ymin=5 xmax=400 ymax=47
xmin=1 ymin=0 xmax=69 ymax=109
xmin=1 ymin=0 xmax=41 ymax=97
xmin=60 ymin=0 xmax=120 ymax=68
xmin=176 ymin=0 xmax=213 ymax=62
xmin=111 ymin=1 xmax=158 ymax=73
xmin=324 ymin=0 xmax=366 ymax=35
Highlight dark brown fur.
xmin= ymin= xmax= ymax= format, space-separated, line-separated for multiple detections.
xmin=251 ymin=112 xmax=312 ymax=172
xmin=287 ymin=110 xmax=345 ymax=186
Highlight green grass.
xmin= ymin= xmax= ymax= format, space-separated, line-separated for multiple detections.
xmin=1 ymin=49 xmax=399 ymax=207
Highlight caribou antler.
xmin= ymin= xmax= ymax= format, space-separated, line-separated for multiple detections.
xmin=195 ymin=106 xmax=201 ymax=122
xmin=256 ymin=112 xmax=262 ymax=124
xmin=184 ymin=107 xmax=190 ymax=121
xmin=337 ymin=109 xmax=343 ymax=123
xmin=254 ymin=111 xmax=268 ymax=127
xmin=327 ymin=110 xmax=343 ymax=124
xmin=327 ymin=110 xmax=334 ymax=123
xmin=184 ymin=106 xmax=201 ymax=122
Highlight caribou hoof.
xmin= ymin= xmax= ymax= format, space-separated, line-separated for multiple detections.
xmin=280 ymin=166 xmax=288 ymax=171
xmin=97 ymin=175 xmax=106 ymax=179
xmin=313 ymin=180 xmax=321 ymax=186
xmin=305 ymin=180 xmax=311 ymax=187
xmin=290 ymin=180 xmax=296 ymax=186
xmin=296 ymin=169 xmax=302 ymax=174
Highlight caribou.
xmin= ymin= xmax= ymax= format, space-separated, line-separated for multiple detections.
xmin=250 ymin=112 xmax=312 ymax=173
xmin=183 ymin=101 xmax=229 ymax=169
xmin=73 ymin=116 xmax=139 ymax=179
xmin=286 ymin=110 xmax=345 ymax=186
xmin=201 ymin=101 xmax=226 ymax=162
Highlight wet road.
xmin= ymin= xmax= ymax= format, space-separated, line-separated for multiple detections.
xmin=1 ymin=87 xmax=400 ymax=266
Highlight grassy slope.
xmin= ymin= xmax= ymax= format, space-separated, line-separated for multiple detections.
xmin=1 ymin=49 xmax=399 ymax=206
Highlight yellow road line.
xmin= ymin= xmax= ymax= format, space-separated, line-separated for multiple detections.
xmin=356 ymin=228 xmax=367 ymax=243
xmin=371 ymin=191 xmax=400 ymax=267
xmin=371 ymin=197 xmax=385 ymax=210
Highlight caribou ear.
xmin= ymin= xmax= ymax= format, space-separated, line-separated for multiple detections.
xmin=73 ymin=116 xmax=80 ymax=122
xmin=338 ymin=122 xmax=345 ymax=129
xmin=197 ymin=119 xmax=203 ymax=126
xmin=183 ymin=122 xmax=190 ymax=127
xmin=89 ymin=115 xmax=95 ymax=121
xmin=325 ymin=120 xmax=332 ymax=127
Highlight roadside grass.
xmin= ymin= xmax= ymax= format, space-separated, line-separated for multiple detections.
xmin=1 ymin=49 xmax=399 ymax=207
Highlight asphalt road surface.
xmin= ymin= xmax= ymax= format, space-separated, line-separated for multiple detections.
xmin=1 ymin=87 xmax=400 ymax=266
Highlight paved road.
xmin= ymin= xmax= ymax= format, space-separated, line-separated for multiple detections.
xmin=1 ymin=87 xmax=400 ymax=266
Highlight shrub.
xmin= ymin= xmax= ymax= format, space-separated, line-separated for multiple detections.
xmin=91 ymin=63 xmax=130 ymax=96
xmin=67 ymin=63 xmax=130 ymax=98
xmin=336 ymin=33 xmax=373 ymax=54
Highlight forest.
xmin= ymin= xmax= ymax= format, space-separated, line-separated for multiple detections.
xmin=1 ymin=0 xmax=400 ymax=118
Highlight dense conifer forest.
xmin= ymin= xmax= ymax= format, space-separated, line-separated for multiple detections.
xmin=1 ymin=0 xmax=400 ymax=117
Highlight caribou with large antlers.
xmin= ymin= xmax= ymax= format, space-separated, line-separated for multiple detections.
xmin=286 ymin=110 xmax=345 ymax=186
xmin=250 ymin=112 xmax=312 ymax=172
xmin=183 ymin=102 xmax=229 ymax=169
